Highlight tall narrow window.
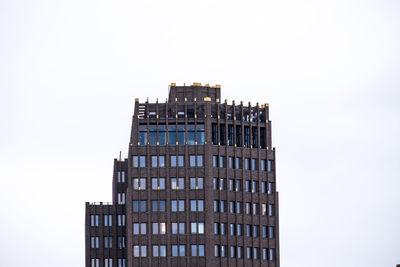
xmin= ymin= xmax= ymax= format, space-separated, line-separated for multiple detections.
xmin=236 ymin=125 xmax=242 ymax=147
xmin=168 ymin=125 xmax=176 ymax=145
xmin=252 ymin=126 xmax=258 ymax=147
xmin=268 ymin=160 xmax=273 ymax=172
xmin=228 ymin=125 xmax=234 ymax=146
xmin=212 ymin=123 xmax=218 ymax=145
xmin=244 ymin=126 xmax=250 ymax=148
xmin=139 ymin=156 xmax=146 ymax=167
xmin=177 ymin=125 xmax=185 ymax=145
xmin=213 ymin=156 xmax=218 ymax=167
xmin=159 ymin=125 xmax=166 ymax=145
xmin=196 ymin=124 xmax=205 ymax=145
xmin=139 ymin=125 xmax=147 ymax=146
xmin=260 ymin=127 xmax=266 ymax=148
xmin=187 ymin=124 xmax=195 ymax=145
xmin=149 ymin=125 xmax=157 ymax=146
xmin=220 ymin=124 xmax=226 ymax=145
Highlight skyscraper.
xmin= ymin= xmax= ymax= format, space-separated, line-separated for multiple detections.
xmin=85 ymin=84 xmax=280 ymax=267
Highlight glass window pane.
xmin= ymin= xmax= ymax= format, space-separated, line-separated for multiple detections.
xmin=179 ymin=222 xmax=185 ymax=234
xmin=191 ymin=245 xmax=197 ymax=256
xmin=198 ymin=200 xmax=204 ymax=212
xmin=152 ymin=178 xmax=158 ymax=190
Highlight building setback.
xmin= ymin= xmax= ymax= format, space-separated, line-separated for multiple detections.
xmin=85 ymin=84 xmax=280 ymax=267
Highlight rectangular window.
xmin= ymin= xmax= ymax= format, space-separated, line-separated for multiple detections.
xmin=236 ymin=125 xmax=242 ymax=147
xmin=214 ymin=223 xmax=219 ymax=235
xmin=237 ymin=246 xmax=243 ymax=259
xmin=219 ymin=178 xmax=226 ymax=190
xmin=269 ymin=226 xmax=275 ymax=238
xmin=171 ymin=200 xmax=184 ymax=212
xmin=117 ymin=259 xmax=126 ymax=267
xmin=117 ymin=236 xmax=125 ymax=249
xmin=229 ymin=201 xmax=235 ymax=213
xmin=268 ymin=204 xmax=275 ymax=216
xmin=268 ymin=160 xmax=273 ymax=172
xmin=198 ymin=244 xmax=205 ymax=256
xmin=190 ymin=155 xmax=196 ymax=167
xmin=213 ymin=156 xmax=218 ymax=167
xmin=262 ymin=203 xmax=267 ymax=216
xmin=104 ymin=236 xmax=112 ymax=248
xmin=261 ymin=159 xmax=266 ymax=171
xmin=260 ymin=127 xmax=266 ymax=148
xmin=268 ymin=182 xmax=273 ymax=194
xmin=221 ymin=245 xmax=226 ymax=257
xmin=168 ymin=125 xmax=176 ymax=145
xmin=252 ymin=126 xmax=258 ymax=147
xmin=253 ymin=225 xmax=259 ymax=237
xmin=188 ymin=124 xmax=195 ymax=145
xmin=90 ymin=236 xmax=99 ymax=248
xmin=213 ymin=178 xmax=218 ymax=190
xmin=192 ymin=245 xmax=198 ymax=257
xmin=152 ymin=178 xmax=165 ymax=190
xmin=139 ymin=125 xmax=147 ymax=146
xmin=133 ymin=223 xmax=146 ymax=235
xmin=172 ymin=222 xmax=185 ymax=234
xmin=152 ymin=200 xmax=166 ymax=212
xmin=212 ymin=123 xmax=218 ymax=145
xmin=253 ymin=203 xmax=259 ymax=215
xmin=230 ymin=246 xmax=236 ymax=258
xmin=235 ymin=157 xmax=241 ymax=169
xmin=170 ymin=155 xmax=176 ymax=167
xmin=104 ymin=259 xmax=112 ymax=267
xmin=178 ymin=155 xmax=184 ymax=166
xmin=253 ymin=247 xmax=259 ymax=259
xmin=117 ymin=171 xmax=125 ymax=183
xmin=133 ymin=245 xmax=147 ymax=257
xmin=220 ymin=124 xmax=226 ymax=145
xmin=251 ymin=158 xmax=257 ymax=170
xmin=172 ymin=245 xmax=185 ymax=257
xmin=90 ymin=215 xmax=99 ymax=227
xmin=151 ymin=156 xmax=158 ymax=167
xmin=171 ymin=178 xmax=184 ymax=190
xmin=190 ymin=177 xmax=203 ymax=190
xmin=152 ymin=222 xmax=166 ymax=234
xmin=149 ymin=125 xmax=157 ymax=145
xmin=91 ymin=259 xmax=100 ymax=267
xmin=104 ymin=214 xmax=112 ymax=226
xmin=244 ymin=126 xmax=250 ymax=148
xmin=246 ymin=202 xmax=251 ymax=214
xmin=246 ymin=224 xmax=252 ymax=237
xmin=220 ymin=200 xmax=226 ymax=213
xmin=229 ymin=157 xmax=234 ymax=168
xmin=246 ymin=247 xmax=252 ymax=259
xmin=197 ymin=125 xmax=205 ymax=145
xmin=263 ymin=248 xmax=268 ymax=260
xmin=219 ymin=156 xmax=225 ymax=168
xmin=245 ymin=180 xmax=251 ymax=192
xmin=140 ymin=200 xmax=147 ymax=212
xmin=117 ymin=193 xmax=125 ymax=204
xmin=228 ymin=179 xmax=234 ymax=191
xmin=236 ymin=180 xmax=242 ymax=191
xmin=117 ymin=215 xmax=125 ymax=226
xmin=221 ymin=223 xmax=226 ymax=235
xmin=228 ymin=125 xmax=234 ymax=146
xmin=252 ymin=181 xmax=258 ymax=193
xmin=245 ymin=158 xmax=250 ymax=170
xmin=237 ymin=224 xmax=242 ymax=236
xmin=133 ymin=178 xmax=146 ymax=190
xmin=263 ymin=226 xmax=267 ymax=238
xmin=236 ymin=202 xmax=242 ymax=214
xmin=230 ymin=223 xmax=235 ymax=236
xmin=269 ymin=248 xmax=275 ymax=261
xmin=177 ymin=125 xmax=185 ymax=145
xmin=214 ymin=200 xmax=219 ymax=212
xmin=215 ymin=245 xmax=220 ymax=257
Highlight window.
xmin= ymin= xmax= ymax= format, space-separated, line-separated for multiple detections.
xmin=260 ymin=159 xmax=266 ymax=171
xmin=221 ymin=245 xmax=227 ymax=257
xmin=262 ymin=204 xmax=267 ymax=216
xmin=237 ymin=224 xmax=243 ymax=236
xmin=245 ymin=158 xmax=250 ymax=170
xmin=237 ymin=246 xmax=243 ymax=259
xmin=90 ymin=215 xmax=99 ymax=227
xmin=213 ymin=178 xmax=218 ymax=190
xmin=229 ymin=179 xmax=234 ymax=191
xmin=152 ymin=178 xmax=165 ymax=190
xmin=246 ymin=247 xmax=252 ymax=259
xmin=172 ymin=222 xmax=185 ymax=234
xmin=221 ymin=223 xmax=226 ymax=235
xmin=268 ymin=182 xmax=273 ymax=194
xmin=253 ymin=225 xmax=259 ymax=237
xmin=117 ymin=236 xmax=125 ymax=249
xmin=230 ymin=223 xmax=235 ymax=236
xmin=198 ymin=244 xmax=205 ymax=256
xmin=253 ymin=203 xmax=259 ymax=215
xmin=117 ymin=193 xmax=125 ymax=204
xmin=152 ymin=156 xmax=157 ymax=167
xmin=153 ymin=245 xmax=167 ymax=257
xmin=236 ymin=202 xmax=242 ymax=214
xmin=251 ymin=158 xmax=257 ymax=170
xmin=252 ymin=181 xmax=258 ymax=193
xmin=168 ymin=125 xmax=176 ymax=145
xmin=172 ymin=245 xmax=185 ymax=257
xmin=104 ymin=236 xmax=112 ymax=248
xmin=117 ymin=215 xmax=125 ymax=226
xmin=133 ymin=245 xmax=147 ymax=257
xmin=117 ymin=171 xmax=125 ymax=183
xmin=268 ymin=204 xmax=275 ymax=216
xmin=212 ymin=123 xmax=218 ymax=145
xmin=171 ymin=178 xmax=184 ymax=190
xmin=170 ymin=155 xmax=184 ymax=167
xmin=213 ymin=156 xmax=218 ymax=167
xmin=132 ymin=200 xmax=146 ymax=212
xmin=229 ymin=201 xmax=235 ymax=213
xmin=102 ymin=258 xmax=113 ymax=267
xmin=104 ymin=215 xmax=112 ymax=226
xmin=263 ymin=248 xmax=268 ymax=260
xmin=268 ymin=160 xmax=273 ymax=172
xmin=171 ymin=200 xmax=185 ymax=212
xmin=220 ymin=124 xmax=226 ymax=145
xmin=90 ymin=236 xmax=99 ymax=248
xmin=177 ymin=125 xmax=185 ymax=145
xmin=246 ymin=224 xmax=252 ymax=237
xmin=252 ymin=127 xmax=258 ymax=148
xmin=245 ymin=180 xmax=251 ymax=192
xmin=191 ymin=222 xmax=204 ymax=234
xmin=228 ymin=125 xmax=234 ymax=146
xmin=262 ymin=226 xmax=267 ymax=238
xmin=213 ymin=222 xmax=219 ymax=235
xmin=214 ymin=200 xmax=219 ymax=212
xmin=230 ymin=246 xmax=236 ymax=258
xmin=190 ymin=200 xmax=204 ymax=212
xmin=197 ymin=124 xmax=204 ymax=145
xmin=229 ymin=157 xmax=234 ymax=168
xmin=253 ymin=247 xmax=259 ymax=259
xmin=236 ymin=125 xmax=242 ymax=147
xmin=235 ymin=157 xmax=241 ymax=169
xmin=246 ymin=202 xmax=251 ymax=214
xmin=133 ymin=178 xmax=146 ymax=190
xmin=220 ymin=200 xmax=226 ymax=213
xmin=133 ymin=223 xmax=147 ymax=235
xmin=269 ymin=248 xmax=275 ymax=261
xmin=117 ymin=259 xmax=126 ymax=267
xmin=244 ymin=126 xmax=250 ymax=148
xmin=260 ymin=127 xmax=266 ymax=148
xmin=269 ymin=226 xmax=275 ymax=238
xmin=219 ymin=156 xmax=225 ymax=167
xmin=91 ymin=259 xmax=99 ymax=267
xmin=214 ymin=245 xmax=220 ymax=257
xmin=189 ymin=155 xmax=203 ymax=167
xmin=152 ymin=200 xmax=166 ymax=212
xmin=236 ymin=179 xmax=242 ymax=191
xmin=190 ymin=178 xmax=203 ymax=190
xmin=152 ymin=222 xmax=166 ymax=234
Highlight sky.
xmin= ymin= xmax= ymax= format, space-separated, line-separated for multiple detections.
xmin=1 ymin=0 xmax=399 ymax=266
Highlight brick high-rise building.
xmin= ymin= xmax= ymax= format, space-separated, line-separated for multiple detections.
xmin=85 ymin=84 xmax=280 ymax=267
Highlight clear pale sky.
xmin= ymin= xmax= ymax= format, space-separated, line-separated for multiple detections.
xmin=1 ymin=0 xmax=399 ymax=266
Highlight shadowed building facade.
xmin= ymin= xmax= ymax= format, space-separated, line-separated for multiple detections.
xmin=85 ymin=84 xmax=280 ymax=267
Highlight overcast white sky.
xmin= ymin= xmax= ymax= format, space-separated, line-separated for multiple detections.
xmin=1 ymin=0 xmax=399 ymax=266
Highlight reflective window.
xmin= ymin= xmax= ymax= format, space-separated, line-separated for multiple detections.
xmin=177 ymin=125 xmax=185 ymax=145
xmin=149 ymin=125 xmax=157 ymax=146
xmin=188 ymin=124 xmax=195 ymax=145
xmin=168 ymin=125 xmax=176 ymax=145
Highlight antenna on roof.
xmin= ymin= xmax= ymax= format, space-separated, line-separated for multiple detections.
xmin=119 ymin=151 xmax=122 ymax=161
